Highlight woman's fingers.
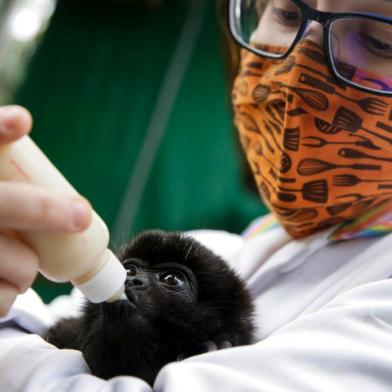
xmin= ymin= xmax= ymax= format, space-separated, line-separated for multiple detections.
xmin=0 ymin=105 xmax=91 ymax=317
xmin=0 ymin=106 xmax=32 ymax=144
xmin=0 ymin=280 xmax=19 ymax=317
xmin=0 ymin=182 xmax=92 ymax=232
xmin=0 ymin=105 xmax=36 ymax=317
xmin=0 ymin=232 xmax=39 ymax=294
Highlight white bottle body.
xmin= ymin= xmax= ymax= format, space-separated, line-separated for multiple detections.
xmin=0 ymin=136 xmax=126 ymax=302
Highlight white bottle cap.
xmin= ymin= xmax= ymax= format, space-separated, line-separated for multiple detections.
xmin=75 ymin=250 xmax=127 ymax=303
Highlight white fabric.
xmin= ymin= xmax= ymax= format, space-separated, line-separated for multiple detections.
xmin=1 ymin=226 xmax=392 ymax=391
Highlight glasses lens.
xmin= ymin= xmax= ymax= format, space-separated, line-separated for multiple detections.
xmin=232 ymin=0 xmax=304 ymax=56
xmin=330 ymin=17 xmax=392 ymax=93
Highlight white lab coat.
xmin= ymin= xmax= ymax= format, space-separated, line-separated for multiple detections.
xmin=1 ymin=224 xmax=392 ymax=392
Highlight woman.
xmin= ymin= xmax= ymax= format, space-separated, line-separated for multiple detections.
xmin=0 ymin=0 xmax=391 ymax=390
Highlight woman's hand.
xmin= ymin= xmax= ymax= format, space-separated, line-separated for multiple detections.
xmin=0 ymin=106 xmax=92 ymax=317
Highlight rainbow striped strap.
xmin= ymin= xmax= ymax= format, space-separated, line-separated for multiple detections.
xmin=242 ymin=201 xmax=392 ymax=242
xmin=242 ymin=214 xmax=280 ymax=239
xmin=329 ymin=200 xmax=392 ymax=242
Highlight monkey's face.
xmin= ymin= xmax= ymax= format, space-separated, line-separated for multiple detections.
xmin=78 ymin=230 xmax=254 ymax=383
xmin=121 ymin=258 xmax=197 ymax=324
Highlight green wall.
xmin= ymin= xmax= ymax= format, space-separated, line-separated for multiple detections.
xmin=15 ymin=0 xmax=266 ymax=302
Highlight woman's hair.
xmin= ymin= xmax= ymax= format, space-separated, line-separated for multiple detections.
xmin=216 ymin=0 xmax=241 ymax=84
xmin=216 ymin=0 xmax=259 ymax=194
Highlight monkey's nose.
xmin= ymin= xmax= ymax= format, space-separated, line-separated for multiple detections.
xmin=126 ymin=276 xmax=149 ymax=290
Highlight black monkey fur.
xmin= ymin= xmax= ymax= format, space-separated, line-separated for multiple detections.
xmin=46 ymin=230 xmax=255 ymax=385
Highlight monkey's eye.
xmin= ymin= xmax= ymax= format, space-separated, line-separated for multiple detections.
xmin=158 ymin=272 xmax=185 ymax=288
xmin=126 ymin=265 xmax=138 ymax=277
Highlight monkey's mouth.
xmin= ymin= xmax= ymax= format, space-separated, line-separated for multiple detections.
xmin=105 ymin=291 xmax=137 ymax=311
xmin=124 ymin=290 xmax=137 ymax=309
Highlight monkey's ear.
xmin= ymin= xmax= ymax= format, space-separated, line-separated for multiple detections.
xmin=45 ymin=317 xmax=82 ymax=350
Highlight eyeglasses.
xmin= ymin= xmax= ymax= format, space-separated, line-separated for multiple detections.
xmin=229 ymin=0 xmax=392 ymax=96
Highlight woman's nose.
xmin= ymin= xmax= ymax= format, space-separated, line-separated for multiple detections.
xmin=302 ymin=21 xmax=324 ymax=47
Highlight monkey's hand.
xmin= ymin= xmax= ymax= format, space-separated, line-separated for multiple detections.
xmin=205 ymin=340 xmax=232 ymax=352
xmin=176 ymin=341 xmax=232 ymax=361
xmin=45 ymin=317 xmax=82 ymax=350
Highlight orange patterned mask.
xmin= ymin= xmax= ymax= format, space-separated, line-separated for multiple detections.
xmin=232 ymin=40 xmax=392 ymax=238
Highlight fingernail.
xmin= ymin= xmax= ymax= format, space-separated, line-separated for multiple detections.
xmin=71 ymin=199 xmax=90 ymax=230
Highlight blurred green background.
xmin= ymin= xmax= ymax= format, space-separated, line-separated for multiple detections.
xmin=1 ymin=0 xmax=266 ymax=302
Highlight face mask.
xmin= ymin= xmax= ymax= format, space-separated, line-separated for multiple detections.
xmin=232 ymin=39 xmax=392 ymax=238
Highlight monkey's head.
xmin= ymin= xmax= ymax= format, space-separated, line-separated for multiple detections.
xmin=49 ymin=230 xmax=254 ymax=385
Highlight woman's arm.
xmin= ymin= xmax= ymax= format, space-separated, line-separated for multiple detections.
xmin=2 ymin=277 xmax=392 ymax=391
xmin=155 ymin=278 xmax=392 ymax=391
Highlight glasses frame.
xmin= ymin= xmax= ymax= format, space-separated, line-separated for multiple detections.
xmin=228 ymin=0 xmax=392 ymax=96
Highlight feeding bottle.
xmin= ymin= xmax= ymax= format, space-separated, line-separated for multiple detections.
xmin=0 ymin=135 xmax=127 ymax=303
